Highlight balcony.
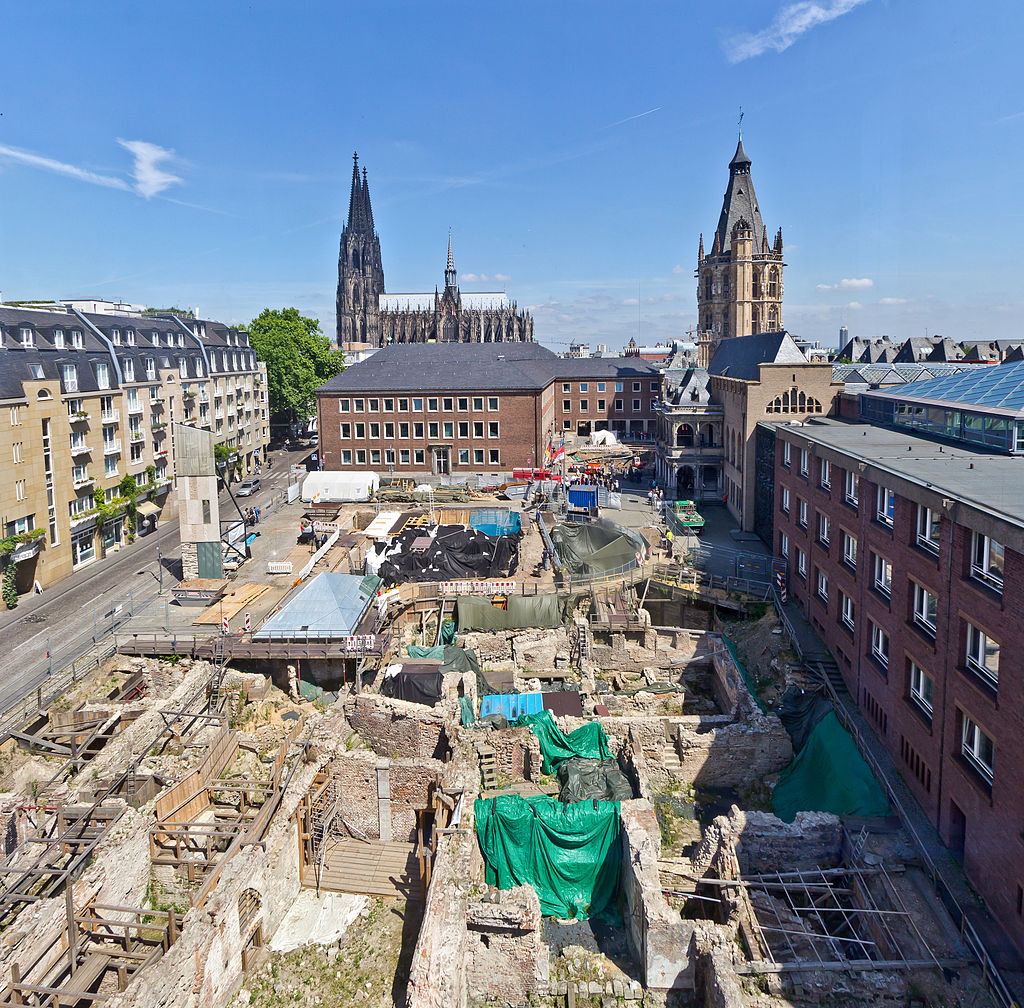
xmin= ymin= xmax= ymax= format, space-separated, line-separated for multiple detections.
xmin=70 ymin=511 xmax=98 ymax=531
xmin=129 ymin=431 xmax=146 ymax=444
xmin=70 ymin=441 xmax=92 ymax=457
xmin=72 ymin=473 xmax=94 ymax=489
xmin=197 ymin=393 xmax=211 ymax=405
xmin=145 ymin=372 xmax=157 ymax=383
xmin=101 ymin=410 xmax=120 ymax=424
xmin=103 ymin=439 xmax=122 ymax=456
xmin=215 ymin=409 xmax=225 ymax=421
xmin=69 ymin=411 xmax=90 ymax=425
xmin=155 ymin=448 xmax=169 ymax=459
xmin=127 ymin=401 xmax=144 ymax=415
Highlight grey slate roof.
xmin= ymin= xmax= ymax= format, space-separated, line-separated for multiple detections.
xmin=707 ymin=331 xmax=810 ymax=381
xmin=317 ymin=342 xmax=560 ymax=393
xmin=715 ymin=138 xmax=767 ymax=252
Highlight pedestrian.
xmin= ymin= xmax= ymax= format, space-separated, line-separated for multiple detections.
xmin=648 ymin=489 xmax=654 ymax=507
xmin=666 ymin=529 xmax=674 ymax=559
xmin=614 ymin=478 xmax=620 ymax=492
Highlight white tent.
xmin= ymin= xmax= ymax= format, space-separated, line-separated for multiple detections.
xmin=301 ymin=471 xmax=380 ymax=503
xmin=590 ymin=429 xmax=620 ymax=446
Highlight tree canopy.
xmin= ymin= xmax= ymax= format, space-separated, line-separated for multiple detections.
xmin=248 ymin=308 xmax=344 ymax=422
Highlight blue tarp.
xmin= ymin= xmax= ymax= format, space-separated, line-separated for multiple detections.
xmin=470 ymin=510 xmax=522 ymax=537
xmin=480 ymin=692 xmax=544 ymax=719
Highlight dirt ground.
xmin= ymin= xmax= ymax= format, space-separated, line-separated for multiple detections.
xmin=234 ymin=897 xmax=421 ymax=1008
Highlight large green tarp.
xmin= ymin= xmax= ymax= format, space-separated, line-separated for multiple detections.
xmin=455 ymin=594 xmax=564 ymax=631
xmin=514 ymin=709 xmax=612 ymax=774
xmin=474 ymin=794 xmax=621 ymax=919
xmin=548 ymin=522 xmax=642 ymax=579
xmin=771 ymin=711 xmax=890 ymax=823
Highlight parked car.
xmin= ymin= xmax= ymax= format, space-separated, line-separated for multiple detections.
xmin=236 ymin=478 xmax=261 ymax=497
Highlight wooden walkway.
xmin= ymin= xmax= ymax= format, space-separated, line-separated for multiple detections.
xmin=301 ymin=839 xmax=421 ymax=901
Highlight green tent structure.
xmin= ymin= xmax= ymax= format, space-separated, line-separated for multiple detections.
xmin=455 ymin=594 xmax=564 ymax=631
xmin=771 ymin=710 xmax=890 ymax=823
xmin=474 ymin=794 xmax=621 ymax=919
xmin=548 ymin=522 xmax=643 ymax=580
xmin=514 ymin=709 xmax=612 ymax=774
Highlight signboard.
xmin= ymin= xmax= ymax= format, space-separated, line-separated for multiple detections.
xmin=342 ymin=635 xmax=376 ymax=652
xmin=438 ymin=580 xmax=516 ymax=596
xmin=312 ymin=520 xmax=341 ymax=533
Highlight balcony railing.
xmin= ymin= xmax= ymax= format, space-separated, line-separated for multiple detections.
xmin=127 ymin=401 xmax=144 ymax=415
xmin=129 ymin=431 xmax=146 ymax=444
xmin=101 ymin=410 xmax=120 ymax=424
xmin=70 ymin=442 xmax=92 ymax=457
xmin=103 ymin=439 xmax=122 ymax=456
xmin=72 ymin=474 xmax=94 ymax=489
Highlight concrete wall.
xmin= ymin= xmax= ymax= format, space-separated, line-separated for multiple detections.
xmin=465 ymin=886 xmax=548 ymax=1002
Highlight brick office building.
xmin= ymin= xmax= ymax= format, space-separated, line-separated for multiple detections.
xmin=316 ymin=343 xmax=662 ymax=477
xmin=770 ymin=361 xmax=1024 ymax=953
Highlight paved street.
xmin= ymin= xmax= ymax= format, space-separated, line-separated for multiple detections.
xmin=0 ymin=447 xmax=309 ymax=687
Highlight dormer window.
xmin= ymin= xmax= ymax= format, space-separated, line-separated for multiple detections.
xmin=20 ymin=328 xmax=33 ymax=348
xmin=111 ymin=329 xmax=121 ymax=345
xmin=53 ymin=329 xmax=65 ymax=349
xmin=152 ymin=331 xmax=160 ymax=345
xmin=126 ymin=329 xmax=135 ymax=346
xmin=71 ymin=330 xmax=83 ymax=349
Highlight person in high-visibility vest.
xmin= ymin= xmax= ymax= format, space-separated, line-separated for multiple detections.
xmin=666 ymin=529 xmax=674 ymax=559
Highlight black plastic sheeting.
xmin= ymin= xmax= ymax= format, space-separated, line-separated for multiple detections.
xmin=381 ymin=669 xmax=443 ymax=707
xmin=374 ymin=524 xmax=521 ymax=587
xmin=776 ymin=686 xmax=833 ymax=753
xmin=556 ymin=758 xmax=634 ymax=804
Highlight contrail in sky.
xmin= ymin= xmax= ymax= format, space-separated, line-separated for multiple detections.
xmin=602 ymin=107 xmax=663 ymax=129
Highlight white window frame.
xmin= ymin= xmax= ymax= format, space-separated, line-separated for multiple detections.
xmin=798 ymin=499 xmax=808 ymax=528
xmin=912 ymin=583 xmax=938 ymax=635
xmin=799 ymin=448 xmax=809 ymax=477
xmin=873 ymin=554 xmax=892 ymax=596
xmin=783 ymin=442 xmax=792 ymax=467
xmin=840 ymin=592 xmax=855 ymax=630
xmin=842 ymin=531 xmax=857 ymax=568
xmin=780 ymin=532 xmax=789 ymax=559
xmin=796 ymin=549 xmax=807 ymax=579
xmin=916 ymin=505 xmax=941 ymax=554
xmin=965 ymin=623 xmax=999 ymax=688
xmin=971 ymin=532 xmax=1004 ymax=590
xmin=818 ymin=512 xmax=830 ymax=546
xmin=871 ymin=623 xmax=889 ymax=666
xmin=816 ymin=569 xmax=829 ymax=602
xmin=845 ymin=470 xmax=859 ymax=506
xmin=820 ymin=459 xmax=831 ymax=489
xmin=909 ymin=662 xmax=934 ymax=716
xmin=781 ymin=487 xmax=790 ymax=514
xmin=960 ymin=715 xmax=994 ymax=784
xmin=876 ymin=486 xmax=894 ymax=526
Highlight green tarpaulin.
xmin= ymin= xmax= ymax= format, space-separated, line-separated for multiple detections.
xmin=474 ymin=794 xmax=621 ymax=919
xmin=722 ymin=636 xmax=766 ymax=713
xmin=455 ymin=594 xmax=564 ymax=631
xmin=771 ymin=710 xmax=890 ymax=823
xmin=514 ymin=709 xmax=612 ymax=774
xmin=548 ymin=522 xmax=642 ymax=580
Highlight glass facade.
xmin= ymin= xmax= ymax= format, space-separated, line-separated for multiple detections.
xmin=860 ymin=393 xmax=1018 ymax=452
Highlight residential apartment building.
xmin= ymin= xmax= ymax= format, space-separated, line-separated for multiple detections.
xmin=316 ymin=343 xmax=662 ymax=476
xmin=0 ymin=303 xmax=269 ymax=602
xmin=770 ymin=359 xmax=1024 ymax=953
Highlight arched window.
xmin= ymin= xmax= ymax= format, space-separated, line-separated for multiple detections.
xmin=768 ymin=268 xmax=779 ymax=298
xmin=752 ymin=270 xmax=761 ymax=299
xmin=704 ymin=276 xmax=712 ymax=301
xmin=768 ymin=306 xmax=778 ymax=329
xmin=798 ymin=391 xmax=806 ymax=410
xmin=751 ymin=306 xmax=760 ymax=334
xmin=677 ymin=424 xmax=694 ymax=447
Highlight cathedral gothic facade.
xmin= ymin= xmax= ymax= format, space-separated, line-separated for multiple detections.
xmin=695 ymin=139 xmax=784 ymax=367
xmin=336 ymin=155 xmax=534 ymax=347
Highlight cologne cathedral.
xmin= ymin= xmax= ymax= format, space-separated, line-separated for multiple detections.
xmin=336 ymin=154 xmax=534 ymax=346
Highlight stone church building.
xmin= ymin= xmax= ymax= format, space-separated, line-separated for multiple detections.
xmin=695 ymin=137 xmax=785 ymax=367
xmin=336 ymin=155 xmax=534 ymax=347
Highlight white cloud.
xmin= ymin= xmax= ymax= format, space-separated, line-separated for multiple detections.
xmin=725 ymin=0 xmax=870 ymax=63
xmin=621 ymin=297 xmax=640 ymax=306
xmin=0 ymin=138 xmax=183 ymax=200
xmin=672 ymin=265 xmax=687 ymax=275
xmin=879 ymin=296 xmax=911 ymax=305
xmin=817 ymin=277 xmax=874 ymax=290
xmin=459 ymin=273 xmax=511 ymax=285
xmin=0 ymin=142 xmax=131 ymax=192
xmin=846 ymin=301 xmax=863 ymax=310
xmin=116 ymin=139 xmax=182 ymax=198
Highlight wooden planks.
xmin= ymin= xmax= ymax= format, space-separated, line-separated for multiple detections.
xmin=302 ymin=839 xmax=420 ymax=900
xmin=193 ymin=584 xmax=270 ymax=624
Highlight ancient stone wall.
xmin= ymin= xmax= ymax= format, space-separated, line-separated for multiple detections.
xmin=465 ymin=885 xmax=548 ymax=1002
xmin=486 ymin=726 xmax=542 ymax=783
xmin=619 ymin=801 xmax=697 ymax=990
xmin=343 ymin=693 xmax=448 ymax=760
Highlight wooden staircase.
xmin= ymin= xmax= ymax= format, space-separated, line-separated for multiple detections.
xmin=478 ymin=746 xmax=498 ymax=791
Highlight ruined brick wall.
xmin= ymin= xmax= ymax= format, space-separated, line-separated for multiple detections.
xmin=486 ymin=726 xmax=542 ymax=783
xmin=701 ymin=807 xmax=842 ymax=875
xmin=407 ymin=831 xmax=472 ymax=1008
xmin=619 ymin=800 xmax=697 ymax=989
xmin=466 ymin=886 xmax=548 ymax=1002
xmin=677 ymin=713 xmax=793 ymax=789
xmin=343 ymin=693 xmax=448 ymax=760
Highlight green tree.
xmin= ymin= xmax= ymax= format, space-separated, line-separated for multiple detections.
xmin=248 ymin=308 xmax=344 ymax=424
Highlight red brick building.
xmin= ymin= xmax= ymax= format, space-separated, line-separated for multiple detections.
xmin=315 ymin=343 xmax=662 ymax=477
xmin=772 ymin=415 xmax=1024 ymax=954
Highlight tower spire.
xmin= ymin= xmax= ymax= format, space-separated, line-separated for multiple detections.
xmin=445 ymin=230 xmax=457 ymax=289
xmin=361 ymin=166 xmax=374 ymax=230
xmin=347 ymin=152 xmax=362 ymax=230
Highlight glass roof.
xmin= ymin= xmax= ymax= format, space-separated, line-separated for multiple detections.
xmin=872 ymin=361 xmax=1024 ymax=413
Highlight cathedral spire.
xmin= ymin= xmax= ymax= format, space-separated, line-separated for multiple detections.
xmin=347 ymin=152 xmax=363 ymax=231
xmin=698 ymin=233 xmax=704 ymax=262
xmin=362 ymin=166 xmax=374 ymax=230
xmin=445 ymin=231 xmax=457 ymax=289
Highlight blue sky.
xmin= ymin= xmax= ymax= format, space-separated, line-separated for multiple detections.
xmin=2 ymin=0 xmax=1022 ymax=351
